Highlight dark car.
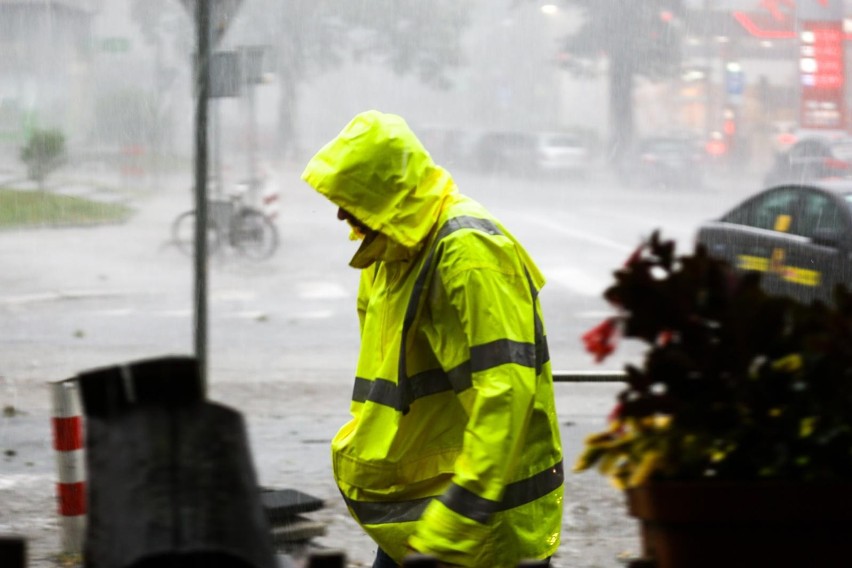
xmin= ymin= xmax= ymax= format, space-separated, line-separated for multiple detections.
xmin=763 ymin=137 xmax=852 ymax=187
xmin=412 ymin=125 xmax=480 ymax=171
xmin=618 ymin=135 xmax=704 ymax=188
xmin=695 ymin=180 xmax=852 ymax=305
xmin=474 ymin=131 xmax=536 ymax=175
xmin=473 ymin=131 xmax=590 ymax=178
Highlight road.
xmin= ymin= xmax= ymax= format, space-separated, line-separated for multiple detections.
xmin=0 ymin=164 xmax=760 ymax=567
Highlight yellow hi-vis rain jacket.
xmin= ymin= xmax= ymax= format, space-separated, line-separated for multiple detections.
xmin=302 ymin=111 xmax=563 ymax=567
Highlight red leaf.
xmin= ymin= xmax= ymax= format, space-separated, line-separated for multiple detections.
xmin=582 ymin=317 xmax=620 ymax=362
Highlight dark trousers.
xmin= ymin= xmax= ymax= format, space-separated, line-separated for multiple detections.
xmin=373 ymin=548 xmax=399 ymax=568
xmin=372 ymin=548 xmax=552 ymax=567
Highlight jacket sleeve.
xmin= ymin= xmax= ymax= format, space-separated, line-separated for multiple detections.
xmin=409 ymin=236 xmax=540 ymax=565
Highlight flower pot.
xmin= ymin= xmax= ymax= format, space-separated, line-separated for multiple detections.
xmin=626 ymin=481 xmax=852 ymax=568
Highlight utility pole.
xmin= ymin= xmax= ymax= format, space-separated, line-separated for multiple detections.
xmin=181 ymin=0 xmax=245 ymax=392
xmin=193 ymin=0 xmax=210 ymax=391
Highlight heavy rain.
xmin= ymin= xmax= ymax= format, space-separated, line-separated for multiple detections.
xmin=1 ymin=1 xmax=848 ymax=567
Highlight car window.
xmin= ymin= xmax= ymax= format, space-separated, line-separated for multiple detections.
xmin=790 ymin=140 xmax=829 ymax=159
xmin=753 ymin=188 xmax=801 ymax=232
xmin=724 ymin=188 xmax=800 ymax=231
xmin=797 ymin=191 xmax=848 ymax=238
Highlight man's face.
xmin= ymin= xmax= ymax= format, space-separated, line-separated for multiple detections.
xmin=337 ymin=207 xmax=375 ymax=238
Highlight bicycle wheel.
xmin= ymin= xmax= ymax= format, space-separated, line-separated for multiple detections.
xmin=230 ymin=208 xmax=279 ymax=260
xmin=172 ymin=210 xmax=221 ymax=257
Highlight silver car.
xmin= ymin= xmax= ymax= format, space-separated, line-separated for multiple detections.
xmin=533 ymin=132 xmax=590 ymax=178
xmin=474 ymin=130 xmax=591 ymax=178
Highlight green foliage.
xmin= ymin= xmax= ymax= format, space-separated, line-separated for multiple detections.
xmin=0 ymin=188 xmax=131 ymax=228
xmin=560 ymin=0 xmax=684 ymax=80
xmin=130 ymin=0 xmax=171 ymax=45
xmin=129 ymin=0 xmax=191 ymax=54
xmin=233 ymin=0 xmax=471 ymax=88
xmin=225 ymin=0 xmax=472 ymax=154
xmin=558 ymin=0 xmax=685 ymax=162
xmin=19 ymin=128 xmax=67 ymax=187
xmin=335 ymin=0 xmax=471 ymax=89
xmin=575 ymin=231 xmax=852 ymax=488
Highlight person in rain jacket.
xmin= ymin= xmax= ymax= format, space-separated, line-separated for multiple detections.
xmin=301 ymin=110 xmax=563 ymax=567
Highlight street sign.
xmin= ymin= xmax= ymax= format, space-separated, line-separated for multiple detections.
xmin=799 ymin=20 xmax=846 ymax=130
xmin=193 ymin=51 xmax=242 ymax=98
xmin=726 ymin=68 xmax=745 ymax=96
xmin=211 ymin=51 xmax=241 ymax=97
xmin=99 ymin=37 xmax=131 ymax=53
xmin=240 ymin=46 xmax=266 ymax=84
xmin=180 ymin=0 xmax=244 ymax=45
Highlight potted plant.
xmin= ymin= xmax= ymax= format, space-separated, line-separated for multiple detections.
xmin=575 ymin=231 xmax=852 ymax=568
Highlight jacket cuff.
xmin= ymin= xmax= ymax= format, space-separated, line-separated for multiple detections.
xmin=409 ymin=498 xmax=491 ymax=567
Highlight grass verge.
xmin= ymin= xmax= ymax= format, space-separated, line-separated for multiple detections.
xmin=0 ymin=188 xmax=132 ymax=228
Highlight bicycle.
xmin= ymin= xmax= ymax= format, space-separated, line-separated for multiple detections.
xmin=172 ymin=180 xmax=279 ymax=261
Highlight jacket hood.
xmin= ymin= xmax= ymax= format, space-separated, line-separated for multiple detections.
xmin=301 ymin=110 xmax=457 ymax=257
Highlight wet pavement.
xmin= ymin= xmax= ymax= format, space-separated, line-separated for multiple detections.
xmin=0 ymin=160 xmax=663 ymax=567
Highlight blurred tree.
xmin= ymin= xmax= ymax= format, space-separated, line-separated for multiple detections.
xmin=20 ymin=128 xmax=67 ymax=190
xmin=231 ymin=0 xmax=471 ymax=160
xmin=557 ymin=0 xmax=684 ymax=166
xmin=129 ymin=0 xmax=189 ymax=173
xmin=128 ymin=1 xmax=469 ymax=162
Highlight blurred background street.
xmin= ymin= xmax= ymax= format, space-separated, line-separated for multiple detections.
xmin=0 ymin=0 xmax=840 ymax=566
xmin=0 ymin=157 xmax=761 ymax=567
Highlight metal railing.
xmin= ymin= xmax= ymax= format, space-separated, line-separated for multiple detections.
xmin=552 ymin=370 xmax=627 ymax=383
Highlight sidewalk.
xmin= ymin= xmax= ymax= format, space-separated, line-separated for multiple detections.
xmin=0 ymin=158 xmax=642 ymax=568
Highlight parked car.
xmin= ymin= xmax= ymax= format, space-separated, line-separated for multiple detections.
xmin=763 ymin=136 xmax=852 ymax=187
xmin=473 ymin=131 xmax=532 ymax=175
xmin=695 ymin=180 xmax=852 ymax=305
xmin=412 ymin=125 xmax=480 ymax=172
xmin=533 ymin=132 xmax=591 ymax=178
xmin=618 ymin=135 xmax=704 ymax=188
xmin=473 ymin=130 xmax=590 ymax=178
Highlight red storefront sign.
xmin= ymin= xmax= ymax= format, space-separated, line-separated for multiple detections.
xmin=731 ymin=1 xmax=846 ymax=131
xmin=799 ymin=21 xmax=845 ymax=130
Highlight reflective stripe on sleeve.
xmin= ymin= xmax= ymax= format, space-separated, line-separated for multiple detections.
xmin=352 ymin=377 xmax=400 ymax=406
xmin=446 ymin=339 xmax=539 ymax=394
xmin=438 ymin=482 xmax=497 ymax=524
xmin=352 ymin=338 xmax=548 ymax=407
xmin=440 ymin=461 xmax=564 ymax=524
xmin=471 ymin=339 xmax=536 ymax=372
xmin=344 ymin=461 xmax=564 ymax=526
xmin=352 ymin=368 xmax=454 ymax=406
xmin=344 ymin=494 xmax=434 ymax=525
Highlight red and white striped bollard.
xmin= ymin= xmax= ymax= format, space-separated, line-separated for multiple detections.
xmin=50 ymin=379 xmax=86 ymax=554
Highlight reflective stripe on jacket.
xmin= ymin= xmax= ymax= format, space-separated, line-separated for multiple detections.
xmin=302 ymin=111 xmax=563 ymax=567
